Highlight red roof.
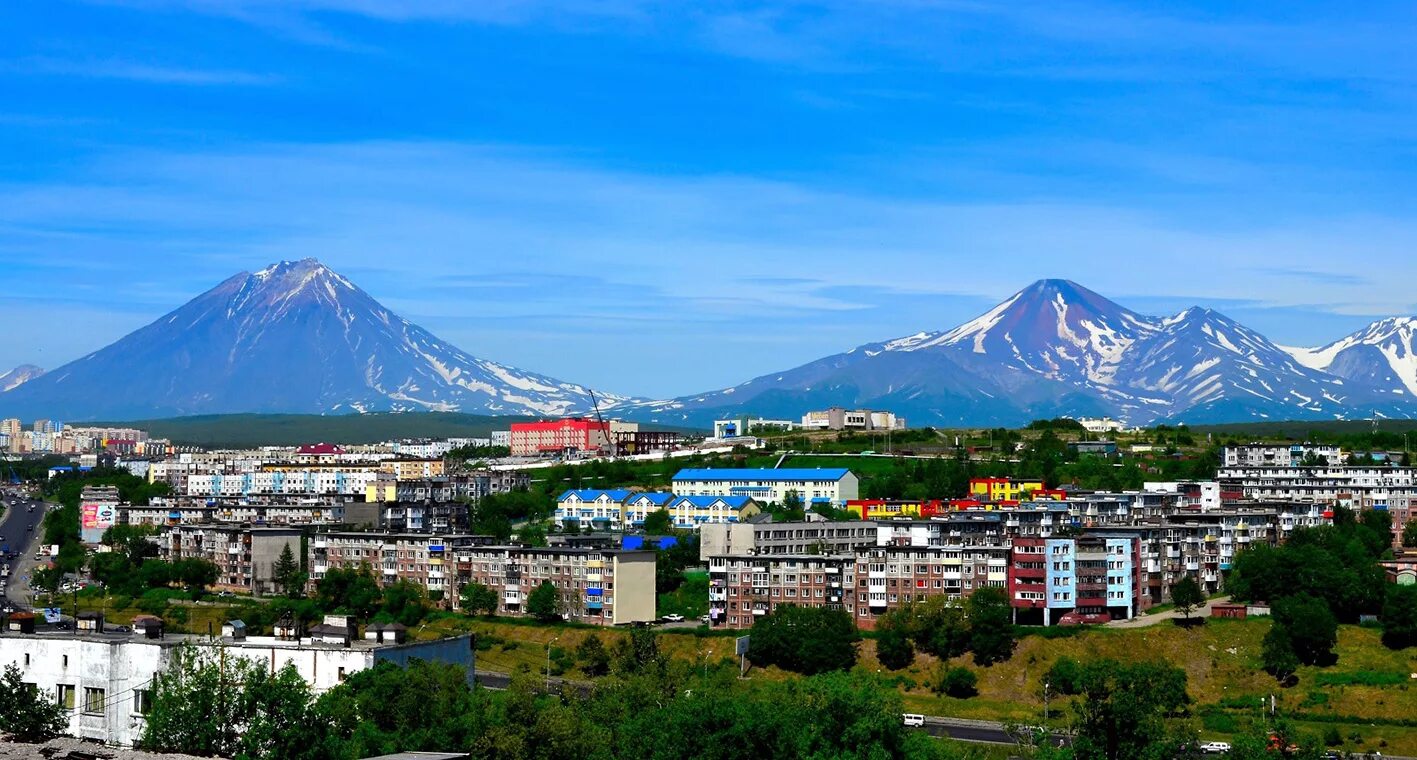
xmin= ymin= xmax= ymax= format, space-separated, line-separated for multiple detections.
xmin=297 ymin=443 xmax=345 ymax=455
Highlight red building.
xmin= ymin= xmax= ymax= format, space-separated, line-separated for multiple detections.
xmin=510 ymin=419 xmax=610 ymax=457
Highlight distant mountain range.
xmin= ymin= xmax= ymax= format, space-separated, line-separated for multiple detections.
xmin=0 ymin=259 xmax=629 ymax=421
xmin=622 ymin=279 xmax=1417 ymax=428
xmin=2 ymin=265 xmax=1414 ymax=428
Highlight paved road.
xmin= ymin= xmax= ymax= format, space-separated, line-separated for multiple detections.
xmin=1109 ymin=596 xmax=1231 ymax=628
xmin=0 ymin=490 xmax=48 ymax=610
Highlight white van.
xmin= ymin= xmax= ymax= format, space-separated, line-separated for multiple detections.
xmin=902 ymin=714 xmax=925 ymax=727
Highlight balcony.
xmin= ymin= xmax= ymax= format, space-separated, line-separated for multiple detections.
xmin=752 ymin=606 xmax=768 ymax=616
xmin=313 ymin=537 xmax=328 ymax=549
xmin=504 ymin=593 xmax=521 ymax=605
xmin=709 ymin=590 xmax=728 ymax=602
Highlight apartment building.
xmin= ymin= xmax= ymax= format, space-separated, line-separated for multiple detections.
xmin=366 ymin=470 xmax=529 ymax=504
xmin=698 ymin=519 xmax=878 ymax=560
xmin=852 ymin=543 xmax=1011 ymax=628
xmin=156 ymin=525 xmax=302 ymax=594
xmin=379 ymin=458 xmax=446 ymax=480
xmin=968 ymin=478 xmax=1057 ymax=502
xmin=555 ymin=489 xmax=633 ymax=529
xmin=666 ymin=495 xmax=760 ymax=529
xmin=845 ymin=500 xmax=947 ymax=520
xmin=1010 ymin=534 xmax=1142 ymax=626
xmin=120 ymin=500 xmax=376 ymax=529
xmin=1223 ymin=443 xmax=1343 ymax=468
xmin=707 ymin=554 xmax=854 ymax=628
xmin=0 ymin=626 xmax=473 ymax=748
xmin=309 ymin=532 xmax=490 ymax=600
xmin=672 ymin=467 xmax=860 ymax=506
xmin=1217 ymin=466 xmax=1416 ymax=506
xmin=456 ymin=545 xmax=657 ymax=625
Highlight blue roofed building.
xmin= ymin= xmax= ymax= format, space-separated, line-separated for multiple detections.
xmin=667 ymin=495 xmax=761 ymax=530
xmin=555 ymin=488 xmax=632 ymax=530
xmin=622 ymin=492 xmax=675 ymax=528
xmin=671 ymin=468 xmax=858 ymax=506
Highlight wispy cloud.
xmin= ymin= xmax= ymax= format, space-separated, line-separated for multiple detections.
xmin=17 ymin=56 xmax=279 ymax=85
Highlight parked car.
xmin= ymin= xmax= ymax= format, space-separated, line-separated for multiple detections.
xmin=662 ymin=613 xmax=685 ymax=623
xmin=901 ymin=714 xmax=925 ymax=727
xmin=1200 ymin=741 xmax=1231 ymax=754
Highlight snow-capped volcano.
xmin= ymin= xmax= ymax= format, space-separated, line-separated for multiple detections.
xmin=623 ymin=279 xmax=1417 ymax=428
xmin=881 ymin=279 xmax=1156 ymax=386
xmin=0 ymin=364 xmax=43 ymax=393
xmin=1286 ymin=317 xmax=1417 ymax=397
xmin=0 ymin=259 xmax=626 ymax=421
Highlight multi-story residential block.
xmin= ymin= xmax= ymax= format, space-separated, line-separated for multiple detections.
xmin=698 ymin=519 xmax=877 ymax=560
xmin=509 ymin=419 xmax=610 ymax=457
xmin=366 ymin=470 xmax=528 ymax=504
xmin=707 ymin=554 xmax=854 ymax=627
xmin=157 ymin=525 xmax=302 ymax=594
xmin=456 ymin=545 xmax=657 ymax=625
xmin=968 ymin=478 xmax=1066 ymax=502
xmin=379 ymin=458 xmax=446 ymax=480
xmin=851 ymin=543 xmax=1011 ymax=628
xmin=555 ymin=489 xmax=633 ymax=529
xmin=845 ymin=500 xmax=946 ymax=520
xmin=666 ymin=495 xmax=759 ymax=530
xmin=0 ymin=626 xmax=473 ymax=748
xmin=119 ymin=500 xmax=377 ymax=529
xmin=1010 ymin=534 xmax=1142 ymax=626
xmin=1224 ymin=443 xmax=1343 ymax=468
xmin=672 ymin=468 xmax=859 ymax=506
xmin=310 ymin=531 xmax=488 ymax=600
xmin=1144 ymin=481 xmax=1222 ymax=511
xmin=799 ymin=407 xmax=905 ymax=431
xmin=621 ymin=492 xmax=675 ymax=528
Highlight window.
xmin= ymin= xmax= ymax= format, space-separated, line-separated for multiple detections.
xmin=57 ymin=684 xmax=76 ymax=709
xmin=134 ymin=690 xmax=153 ymax=716
xmin=84 ymin=687 xmax=105 ymax=714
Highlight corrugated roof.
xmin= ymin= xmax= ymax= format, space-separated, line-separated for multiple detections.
xmin=556 ymin=488 xmax=632 ymax=502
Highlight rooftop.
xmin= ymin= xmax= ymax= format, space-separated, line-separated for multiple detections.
xmin=672 ymin=468 xmax=851 ymax=481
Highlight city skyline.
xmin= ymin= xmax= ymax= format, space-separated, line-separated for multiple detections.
xmin=4 ymin=2 xmax=1417 ymax=397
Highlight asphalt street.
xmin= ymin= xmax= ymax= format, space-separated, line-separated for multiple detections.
xmin=0 ymin=489 xmax=47 ymax=610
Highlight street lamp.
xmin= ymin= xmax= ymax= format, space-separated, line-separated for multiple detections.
xmin=545 ymin=635 xmax=560 ymax=691
xmin=704 ymin=649 xmax=713 ymax=679
xmin=1043 ymin=681 xmax=1050 ymax=724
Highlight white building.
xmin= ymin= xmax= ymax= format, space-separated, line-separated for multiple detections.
xmin=0 ymin=625 xmax=474 ymax=748
xmin=1144 ymin=481 xmax=1222 ymax=512
xmin=1223 ymin=443 xmax=1344 ymax=468
xmin=1077 ymin=417 xmax=1126 ymax=434
xmin=712 ymin=417 xmax=796 ymax=439
xmin=671 ymin=468 xmax=859 ymax=506
xmin=799 ymin=408 xmax=905 ymax=432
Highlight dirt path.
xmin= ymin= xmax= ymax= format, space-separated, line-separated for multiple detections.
xmin=1108 ymin=596 xmax=1231 ymax=628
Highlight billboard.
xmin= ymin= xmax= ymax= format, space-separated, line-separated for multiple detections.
xmin=80 ymin=501 xmax=117 ymax=544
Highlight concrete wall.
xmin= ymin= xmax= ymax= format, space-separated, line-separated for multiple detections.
xmin=611 ymin=552 xmax=658 ymax=625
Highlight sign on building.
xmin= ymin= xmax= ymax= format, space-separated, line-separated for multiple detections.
xmin=80 ymin=501 xmax=117 ymax=543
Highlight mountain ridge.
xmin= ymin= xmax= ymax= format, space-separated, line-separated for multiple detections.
xmin=0 ymin=258 xmax=629 ymax=421
xmin=619 ymin=280 xmax=1417 ymax=428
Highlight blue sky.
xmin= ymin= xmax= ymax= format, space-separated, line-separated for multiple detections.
xmin=2 ymin=1 xmax=1416 ymax=398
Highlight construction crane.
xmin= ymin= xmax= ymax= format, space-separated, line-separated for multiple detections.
xmin=586 ymin=388 xmax=616 ymax=458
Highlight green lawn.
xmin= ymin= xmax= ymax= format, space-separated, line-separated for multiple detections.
xmin=658 ymin=571 xmax=709 ymax=619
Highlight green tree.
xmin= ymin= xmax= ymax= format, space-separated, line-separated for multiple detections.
xmin=317 ymin=659 xmax=489 ymax=759
xmin=1262 ymin=624 xmax=1300 ymax=682
xmin=747 ymin=604 xmax=859 ymax=675
xmin=611 ymin=627 xmax=667 ymax=676
xmin=142 ymin=644 xmax=329 ymax=759
xmin=273 ymin=543 xmax=304 ymax=598
xmin=1170 ymin=576 xmax=1205 ymax=622
xmin=1403 ymin=519 xmax=1417 ymax=549
xmin=460 ymin=582 xmax=499 ymax=616
xmin=0 ymin=663 xmax=68 ymax=742
xmin=966 ymin=586 xmax=1016 ymax=666
xmin=1381 ymin=584 xmax=1417 ymax=650
xmin=378 ymin=580 xmax=429 ymax=627
xmin=641 ymin=509 xmax=674 ymax=535
xmin=934 ymin=666 xmax=978 ymax=698
xmin=1071 ymin=659 xmax=1190 ymax=760
xmin=576 ymin=633 xmax=611 ymax=677
xmin=1045 ymin=656 xmax=1084 ymax=695
xmin=174 ymin=558 xmax=219 ymax=597
xmin=527 ymin=580 xmax=561 ymax=622
xmin=315 ymin=566 xmax=383 ymax=620
xmin=1273 ymin=594 xmax=1338 ymax=666
xmin=875 ymin=619 xmax=915 ymax=671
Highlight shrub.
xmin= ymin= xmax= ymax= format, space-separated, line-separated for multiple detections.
xmin=1324 ymin=727 xmax=1343 ymax=747
xmin=934 ymin=666 xmax=978 ymax=698
xmin=1045 ymin=656 xmax=1084 ymax=695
